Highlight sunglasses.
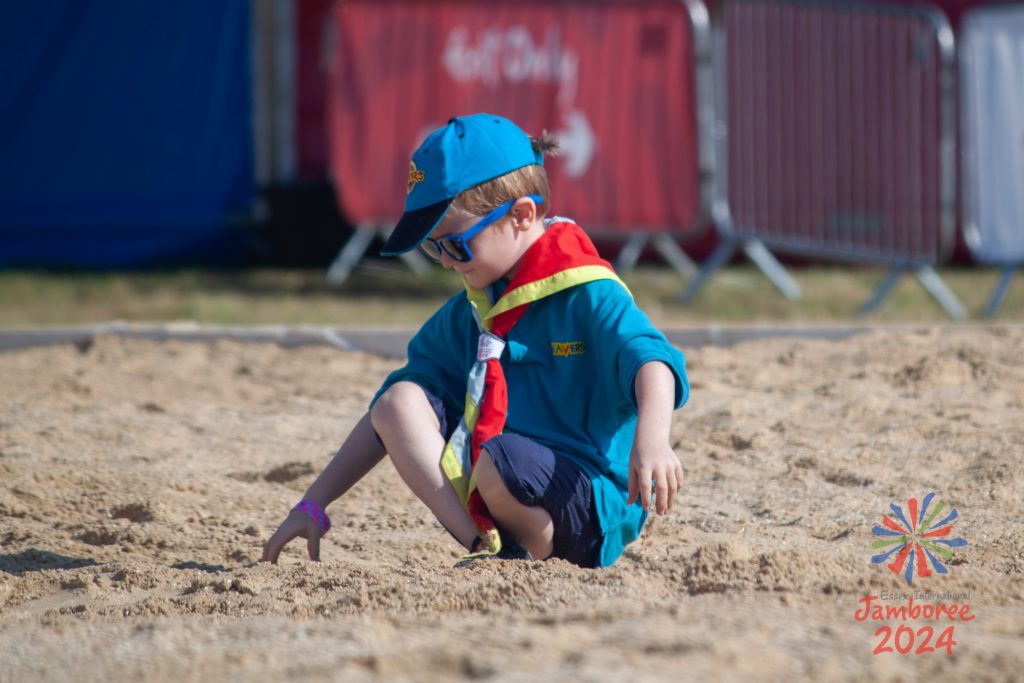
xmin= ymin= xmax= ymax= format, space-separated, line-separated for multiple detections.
xmin=418 ymin=194 xmax=544 ymax=263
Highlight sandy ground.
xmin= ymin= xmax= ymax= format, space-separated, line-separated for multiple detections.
xmin=1 ymin=327 xmax=1022 ymax=682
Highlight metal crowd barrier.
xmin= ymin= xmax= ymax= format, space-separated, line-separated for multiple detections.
xmin=323 ymin=0 xmax=714 ymax=285
xmin=684 ymin=0 xmax=965 ymax=319
xmin=252 ymin=0 xmax=334 ymax=185
xmin=960 ymin=3 xmax=1024 ymax=317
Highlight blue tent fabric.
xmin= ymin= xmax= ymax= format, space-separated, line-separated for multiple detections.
xmin=0 ymin=1 xmax=254 ymax=267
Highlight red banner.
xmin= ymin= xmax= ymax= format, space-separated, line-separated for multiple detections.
xmin=327 ymin=0 xmax=703 ymax=234
xmin=295 ymin=0 xmax=333 ymax=180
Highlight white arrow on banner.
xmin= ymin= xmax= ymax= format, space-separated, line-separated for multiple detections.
xmin=554 ymin=109 xmax=596 ymax=178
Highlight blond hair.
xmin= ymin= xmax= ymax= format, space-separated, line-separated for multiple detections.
xmin=450 ymin=131 xmax=560 ymax=220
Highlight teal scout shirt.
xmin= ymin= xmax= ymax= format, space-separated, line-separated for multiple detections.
xmin=372 ymin=278 xmax=689 ymax=566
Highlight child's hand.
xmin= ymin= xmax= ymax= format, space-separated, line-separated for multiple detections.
xmin=627 ymin=437 xmax=683 ymax=515
xmin=261 ymin=510 xmax=323 ymax=563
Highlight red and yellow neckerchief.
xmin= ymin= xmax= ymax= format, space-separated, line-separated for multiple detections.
xmin=440 ymin=220 xmax=629 ymax=555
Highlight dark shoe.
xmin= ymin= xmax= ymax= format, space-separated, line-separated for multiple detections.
xmin=454 ymin=536 xmax=533 ymax=568
xmin=495 ymin=538 xmax=532 ymax=560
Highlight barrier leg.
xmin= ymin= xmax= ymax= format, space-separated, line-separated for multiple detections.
xmin=325 ymin=225 xmax=377 ymax=286
xmin=983 ymin=267 xmax=1016 ymax=319
xmin=859 ymin=265 xmax=908 ymax=316
xmin=679 ymin=238 xmax=738 ymax=303
xmin=397 ymin=249 xmax=430 ymax=276
xmin=652 ymin=234 xmax=699 ymax=280
xmin=743 ymin=239 xmax=801 ymax=300
xmin=615 ymin=233 xmax=649 ymax=272
xmin=915 ymin=265 xmax=966 ymax=320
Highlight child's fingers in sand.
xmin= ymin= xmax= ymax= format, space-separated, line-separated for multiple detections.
xmin=261 ymin=511 xmax=321 ymax=563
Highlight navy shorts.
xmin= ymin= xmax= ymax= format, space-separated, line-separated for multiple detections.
xmin=384 ymin=385 xmax=603 ymax=568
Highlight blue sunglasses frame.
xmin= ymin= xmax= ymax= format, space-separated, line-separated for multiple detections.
xmin=418 ymin=194 xmax=544 ymax=264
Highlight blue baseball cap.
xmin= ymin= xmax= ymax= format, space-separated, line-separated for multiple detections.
xmin=380 ymin=114 xmax=544 ymax=256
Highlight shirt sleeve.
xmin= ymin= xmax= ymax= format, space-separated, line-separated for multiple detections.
xmin=584 ymin=280 xmax=689 ymax=411
xmin=369 ymin=292 xmax=473 ymax=412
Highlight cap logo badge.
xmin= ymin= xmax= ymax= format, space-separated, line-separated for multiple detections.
xmin=407 ymin=161 xmax=426 ymax=195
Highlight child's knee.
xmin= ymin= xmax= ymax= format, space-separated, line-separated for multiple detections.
xmin=370 ymin=381 xmax=437 ymax=436
xmin=371 ymin=382 xmax=420 ymax=429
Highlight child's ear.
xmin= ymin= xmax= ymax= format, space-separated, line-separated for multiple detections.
xmin=509 ymin=197 xmax=538 ymax=231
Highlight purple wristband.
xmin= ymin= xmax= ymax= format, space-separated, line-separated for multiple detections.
xmin=293 ymin=499 xmax=331 ymax=535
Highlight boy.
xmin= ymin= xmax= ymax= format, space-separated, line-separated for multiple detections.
xmin=262 ymin=114 xmax=688 ymax=568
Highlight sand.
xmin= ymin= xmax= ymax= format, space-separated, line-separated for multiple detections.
xmin=1 ymin=327 xmax=1022 ymax=682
